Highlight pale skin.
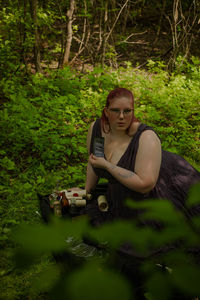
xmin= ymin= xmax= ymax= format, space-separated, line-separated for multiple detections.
xmin=85 ymin=96 xmax=162 ymax=195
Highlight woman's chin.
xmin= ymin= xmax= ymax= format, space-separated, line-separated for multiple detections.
xmin=117 ymin=123 xmax=128 ymax=129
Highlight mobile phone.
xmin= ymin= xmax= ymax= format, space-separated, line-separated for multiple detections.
xmin=93 ymin=137 xmax=104 ymax=157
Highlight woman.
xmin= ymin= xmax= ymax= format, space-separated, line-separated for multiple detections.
xmin=85 ymin=87 xmax=200 ymax=225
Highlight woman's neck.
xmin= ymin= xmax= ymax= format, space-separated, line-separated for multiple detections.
xmin=107 ymin=129 xmax=129 ymax=140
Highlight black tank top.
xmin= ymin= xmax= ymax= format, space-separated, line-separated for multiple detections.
xmin=88 ymin=118 xmax=200 ymax=221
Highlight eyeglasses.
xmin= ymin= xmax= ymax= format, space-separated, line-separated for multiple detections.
xmin=108 ymin=108 xmax=133 ymax=116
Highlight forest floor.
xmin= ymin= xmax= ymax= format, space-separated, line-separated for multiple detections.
xmin=69 ymin=27 xmax=172 ymax=72
xmin=33 ymin=12 xmax=200 ymax=74
xmin=68 ymin=21 xmax=200 ymax=73
xmin=116 ymin=27 xmax=171 ymax=66
xmin=114 ymin=11 xmax=200 ymax=69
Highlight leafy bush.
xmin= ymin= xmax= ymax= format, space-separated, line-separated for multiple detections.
xmin=1 ymin=63 xmax=200 ymax=228
xmin=132 ymin=61 xmax=200 ymax=163
xmin=0 ymin=61 xmax=200 ymax=298
xmin=0 ymin=67 xmax=119 ymax=232
xmin=12 ymin=183 xmax=200 ymax=300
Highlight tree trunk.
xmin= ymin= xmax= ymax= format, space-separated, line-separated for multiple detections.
xmin=101 ymin=0 xmax=129 ymax=67
xmin=101 ymin=1 xmax=108 ymax=67
xmin=17 ymin=0 xmax=28 ymax=72
xmin=153 ymin=0 xmax=166 ymax=46
xmin=29 ymin=0 xmax=41 ymax=73
xmin=62 ymin=0 xmax=75 ymax=66
xmin=166 ymin=0 xmax=199 ymax=71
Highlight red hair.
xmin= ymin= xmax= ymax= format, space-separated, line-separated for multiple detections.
xmin=101 ymin=87 xmax=138 ymax=134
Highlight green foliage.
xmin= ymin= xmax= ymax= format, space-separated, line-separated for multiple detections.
xmin=66 ymin=262 xmax=131 ymax=300
xmin=0 ymin=66 xmax=119 ymax=234
xmin=12 ymin=183 xmax=200 ymax=299
xmin=0 ymin=61 xmax=200 ymax=299
xmin=132 ymin=60 xmax=200 ymax=162
xmin=0 ymin=0 xmax=70 ymax=76
xmin=0 ymin=61 xmax=199 ymax=237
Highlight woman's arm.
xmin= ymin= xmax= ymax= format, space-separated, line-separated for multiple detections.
xmin=85 ymin=161 xmax=99 ymax=193
xmin=85 ymin=121 xmax=99 ymax=193
xmin=89 ymin=130 xmax=161 ymax=194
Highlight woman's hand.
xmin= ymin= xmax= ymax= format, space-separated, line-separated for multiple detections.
xmin=89 ymin=154 xmax=108 ymax=169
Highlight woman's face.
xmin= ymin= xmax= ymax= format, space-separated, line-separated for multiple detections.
xmin=105 ymin=96 xmax=133 ymax=131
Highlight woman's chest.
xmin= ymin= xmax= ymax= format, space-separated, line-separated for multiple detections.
xmin=104 ymin=138 xmax=132 ymax=165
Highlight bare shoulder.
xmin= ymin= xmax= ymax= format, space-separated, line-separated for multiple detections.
xmin=135 ymin=129 xmax=162 ymax=191
xmin=87 ymin=121 xmax=95 ymax=134
xmin=128 ymin=121 xmax=141 ymax=136
xmin=86 ymin=121 xmax=95 ymax=153
xmin=139 ymin=129 xmax=161 ymax=148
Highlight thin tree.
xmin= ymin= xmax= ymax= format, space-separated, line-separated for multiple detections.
xmin=62 ymin=0 xmax=75 ymax=66
xmin=29 ymin=0 xmax=41 ymax=72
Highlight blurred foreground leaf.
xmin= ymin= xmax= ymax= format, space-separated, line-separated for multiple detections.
xmin=31 ymin=264 xmax=61 ymax=293
xmin=66 ymin=261 xmax=132 ymax=300
xmin=187 ymin=183 xmax=200 ymax=207
xmin=145 ymin=272 xmax=171 ymax=300
xmin=172 ymin=263 xmax=200 ymax=296
xmin=12 ymin=215 xmax=90 ymax=269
